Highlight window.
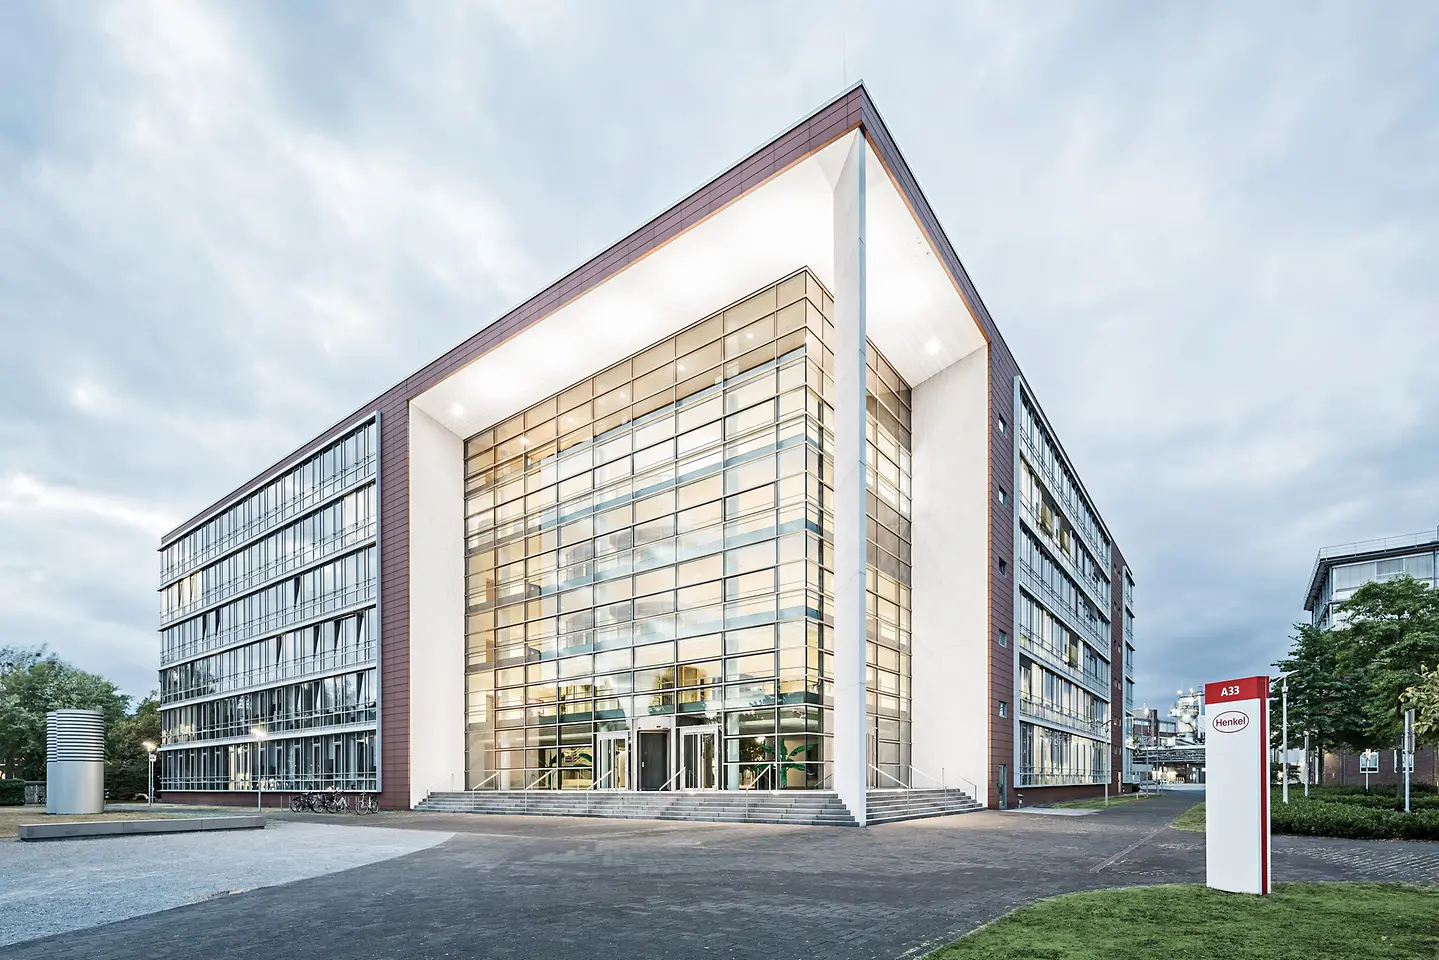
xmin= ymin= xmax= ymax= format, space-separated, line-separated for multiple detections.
xmin=998 ymin=701 xmax=1008 ymax=718
xmin=997 ymin=416 xmax=1007 ymax=435
xmin=998 ymin=630 xmax=1008 ymax=647
xmin=997 ymin=487 xmax=1008 ymax=506
xmin=998 ymin=559 xmax=1008 ymax=577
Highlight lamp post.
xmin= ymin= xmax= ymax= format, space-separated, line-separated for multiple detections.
xmin=142 ymin=741 xmax=157 ymax=807
xmin=1303 ymin=730 xmax=1310 ymax=798
xmin=1281 ymin=678 xmax=1289 ymax=804
xmin=251 ymin=726 xmax=268 ymax=810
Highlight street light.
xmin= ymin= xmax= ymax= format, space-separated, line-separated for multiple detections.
xmin=251 ymin=726 xmax=268 ymax=811
xmin=142 ymin=741 xmax=157 ymax=808
xmin=1096 ymin=716 xmax=1121 ymax=806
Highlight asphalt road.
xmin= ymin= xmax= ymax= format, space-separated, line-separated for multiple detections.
xmin=5 ymin=791 xmax=1437 ymax=960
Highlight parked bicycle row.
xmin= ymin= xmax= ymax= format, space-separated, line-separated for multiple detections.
xmin=287 ymin=791 xmax=380 ymax=814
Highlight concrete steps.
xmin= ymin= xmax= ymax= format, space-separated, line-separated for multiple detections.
xmin=415 ymin=789 xmax=857 ymax=826
xmin=415 ymin=787 xmax=984 ymax=826
xmin=864 ymin=788 xmax=984 ymax=824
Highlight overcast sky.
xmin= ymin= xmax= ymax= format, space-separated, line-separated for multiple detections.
xmin=2 ymin=2 xmax=1436 ymax=709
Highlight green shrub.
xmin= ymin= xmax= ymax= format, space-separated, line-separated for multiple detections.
xmin=1312 ymin=782 xmax=1438 ymax=797
xmin=1272 ymin=797 xmax=1439 ymax=841
xmin=0 ymin=779 xmax=24 ymax=806
xmin=105 ymin=762 xmax=150 ymax=802
xmin=1306 ymin=787 xmax=1439 ymax=812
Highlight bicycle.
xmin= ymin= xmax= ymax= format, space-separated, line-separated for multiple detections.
xmin=353 ymin=793 xmax=380 ymax=815
xmin=288 ymin=790 xmax=341 ymax=813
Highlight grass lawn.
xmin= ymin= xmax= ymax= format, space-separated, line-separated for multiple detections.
xmin=1049 ymin=792 xmax=1155 ymax=811
xmin=928 ymin=883 xmax=1439 ymax=959
xmin=0 ymin=807 xmax=192 ymax=839
xmin=1171 ymin=801 xmax=1205 ymax=832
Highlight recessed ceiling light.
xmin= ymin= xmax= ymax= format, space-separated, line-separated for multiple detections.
xmin=924 ymin=338 xmax=942 ymax=356
xmin=450 ymin=402 xmax=465 ymax=417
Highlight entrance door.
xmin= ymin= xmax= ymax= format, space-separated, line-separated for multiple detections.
xmin=595 ymin=732 xmax=630 ymax=790
xmin=637 ymin=730 xmax=670 ymax=791
xmin=679 ymin=726 xmax=719 ymax=790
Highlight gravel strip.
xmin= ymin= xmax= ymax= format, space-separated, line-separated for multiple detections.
xmin=0 ymin=820 xmax=451 ymax=947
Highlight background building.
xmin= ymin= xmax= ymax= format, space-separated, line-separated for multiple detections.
xmin=1129 ymin=689 xmax=1204 ymax=784
xmin=1304 ymin=528 xmax=1439 ymax=629
xmin=156 ymin=86 xmax=1135 ymax=820
xmin=1306 ymin=528 xmax=1439 ymax=786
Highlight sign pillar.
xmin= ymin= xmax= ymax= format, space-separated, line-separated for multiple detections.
xmin=1203 ymin=676 xmax=1271 ymax=895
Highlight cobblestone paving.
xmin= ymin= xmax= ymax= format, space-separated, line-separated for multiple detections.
xmin=4 ymin=792 xmax=1436 ymax=960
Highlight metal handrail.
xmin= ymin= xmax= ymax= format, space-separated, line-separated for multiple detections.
xmin=659 ymin=767 xmax=685 ymax=792
xmin=586 ymin=767 xmax=617 ymax=815
xmin=525 ymin=770 xmax=557 ymax=791
xmin=469 ymin=771 xmax=501 ymax=792
xmin=742 ymin=765 xmax=774 ymax=790
xmin=870 ymin=763 xmax=913 ymax=818
xmin=523 ymin=769 xmax=557 ymax=815
xmin=908 ymin=764 xmax=979 ymax=800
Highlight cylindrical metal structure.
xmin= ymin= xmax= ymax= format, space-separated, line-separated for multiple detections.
xmin=46 ymin=709 xmax=106 ymax=814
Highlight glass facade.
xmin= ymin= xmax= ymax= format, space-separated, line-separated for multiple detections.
xmin=1014 ymin=392 xmax=1113 ymax=788
xmin=1315 ymin=550 xmax=1438 ymax=628
xmin=461 ymin=271 xmax=912 ymax=791
xmin=158 ymin=420 xmax=379 ymax=792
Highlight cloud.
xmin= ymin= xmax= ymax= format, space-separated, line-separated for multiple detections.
xmin=1 ymin=0 xmax=1437 ymax=714
xmin=0 ymin=474 xmax=176 ymax=538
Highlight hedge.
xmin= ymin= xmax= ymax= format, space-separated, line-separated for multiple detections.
xmin=1272 ymin=797 xmax=1439 ymax=841
xmin=0 ymin=779 xmax=25 ymax=806
xmin=1312 ymin=782 xmax=1438 ymax=797
xmin=1304 ymin=791 xmax=1439 ymax=813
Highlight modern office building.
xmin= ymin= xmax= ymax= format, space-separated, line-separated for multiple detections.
xmin=1305 ymin=527 xmax=1439 ymax=787
xmin=156 ymin=85 xmax=1134 ymax=821
xmin=1304 ymin=528 xmax=1439 ymax=630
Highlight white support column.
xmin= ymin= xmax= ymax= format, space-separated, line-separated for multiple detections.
xmin=832 ymin=133 xmax=869 ymax=825
xmin=408 ymin=404 xmax=467 ymax=807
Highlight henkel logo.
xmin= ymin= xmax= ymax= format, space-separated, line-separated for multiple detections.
xmin=1212 ymin=710 xmax=1250 ymax=734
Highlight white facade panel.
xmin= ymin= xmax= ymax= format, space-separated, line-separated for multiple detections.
xmin=909 ymin=344 xmax=991 ymax=802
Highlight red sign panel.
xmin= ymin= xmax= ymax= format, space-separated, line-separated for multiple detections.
xmin=1205 ymin=676 xmax=1269 ymax=705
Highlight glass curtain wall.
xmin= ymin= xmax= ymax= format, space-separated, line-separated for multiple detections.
xmin=158 ymin=420 xmax=379 ymax=793
xmin=461 ymin=270 xmax=912 ymax=791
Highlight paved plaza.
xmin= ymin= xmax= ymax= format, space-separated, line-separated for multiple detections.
xmin=3 ymin=792 xmax=1437 ymax=959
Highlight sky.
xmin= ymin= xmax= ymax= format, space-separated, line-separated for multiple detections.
xmin=1 ymin=1 xmax=1437 ymax=710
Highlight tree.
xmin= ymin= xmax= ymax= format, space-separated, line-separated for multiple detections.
xmin=0 ymin=646 xmax=130 ymax=780
xmin=1407 ymin=667 xmax=1439 ymax=742
xmin=1272 ymin=623 xmax=1370 ymax=784
xmin=1335 ymin=576 xmax=1439 ymax=745
xmin=107 ymin=696 xmax=161 ymax=800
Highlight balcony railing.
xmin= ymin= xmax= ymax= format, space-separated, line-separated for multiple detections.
xmin=1018 ymin=767 xmax=1108 ymax=787
xmin=1016 ymin=557 xmax=1108 ymax=651
xmin=160 ymin=457 xmax=377 ymax=585
xmin=1017 ymin=496 xmax=1111 ymax=610
xmin=161 ymin=582 xmax=377 ymax=666
xmin=1020 ymin=697 xmax=1107 ymax=737
xmin=161 ymin=519 xmax=377 ymax=626
xmin=160 ymin=642 xmax=379 ymax=706
xmin=1017 ymin=428 xmax=1109 ymax=563
xmin=161 ymin=709 xmax=377 ymax=747
xmin=1017 ymin=629 xmax=1111 ymax=699
xmin=1318 ymin=530 xmax=1439 ymax=561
